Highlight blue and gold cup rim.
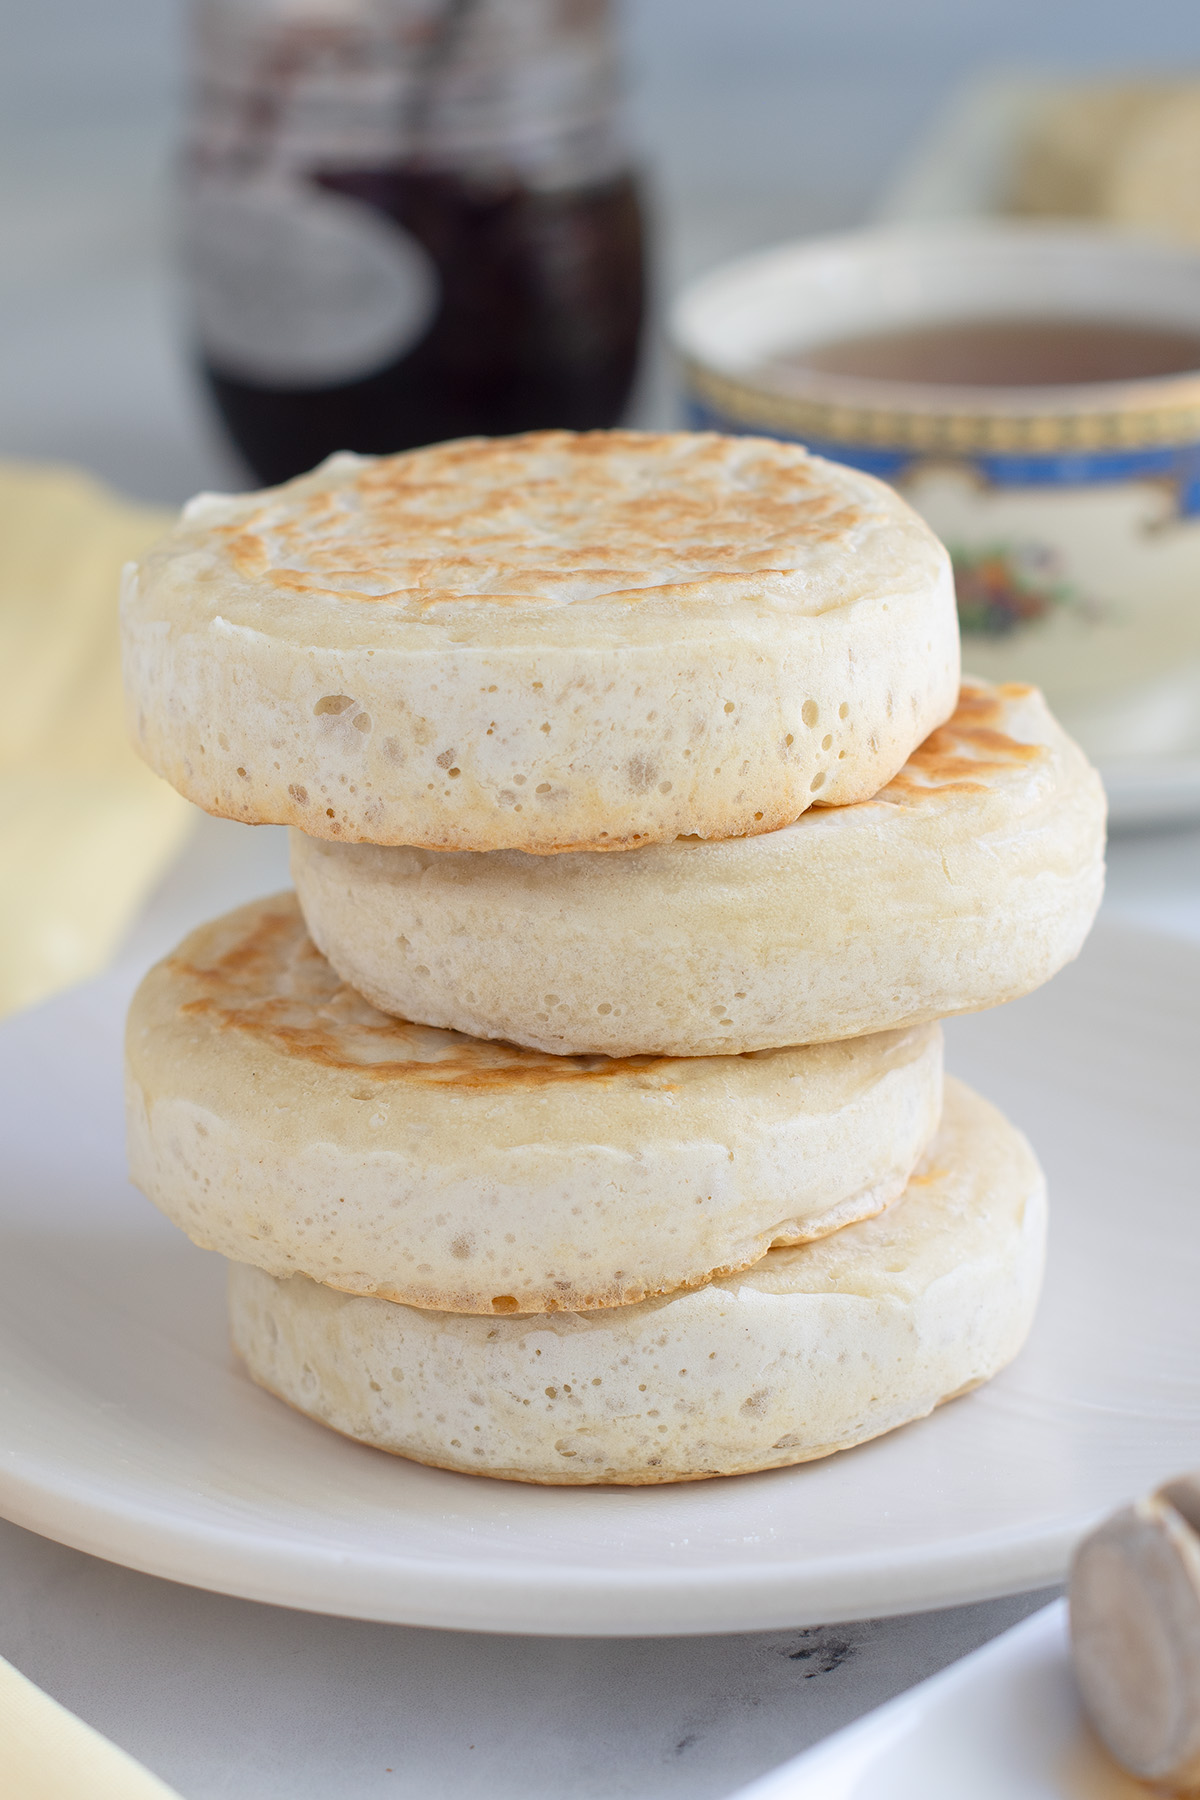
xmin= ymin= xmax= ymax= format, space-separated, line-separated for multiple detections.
xmin=671 ymin=221 xmax=1200 ymax=479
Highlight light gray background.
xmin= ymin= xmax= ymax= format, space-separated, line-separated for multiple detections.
xmin=2 ymin=5 xmax=1200 ymax=1795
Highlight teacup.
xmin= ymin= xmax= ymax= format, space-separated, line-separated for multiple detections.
xmin=672 ymin=222 xmax=1200 ymax=775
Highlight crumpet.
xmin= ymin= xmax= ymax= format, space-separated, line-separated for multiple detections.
xmin=121 ymin=431 xmax=958 ymax=852
xmin=125 ymin=894 xmax=944 ymax=1315
xmin=293 ymin=680 xmax=1105 ymax=1057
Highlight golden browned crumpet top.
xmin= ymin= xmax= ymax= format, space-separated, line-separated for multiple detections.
xmin=121 ymin=430 xmax=958 ymax=852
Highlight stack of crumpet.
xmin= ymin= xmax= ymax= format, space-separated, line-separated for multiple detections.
xmin=121 ymin=431 xmax=1105 ymax=1485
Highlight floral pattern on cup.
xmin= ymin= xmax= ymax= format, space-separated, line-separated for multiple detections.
xmin=950 ymin=541 xmax=1105 ymax=637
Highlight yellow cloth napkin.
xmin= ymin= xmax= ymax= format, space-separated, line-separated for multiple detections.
xmin=0 ymin=462 xmax=194 ymax=1018
xmin=0 ymin=1653 xmax=183 ymax=1799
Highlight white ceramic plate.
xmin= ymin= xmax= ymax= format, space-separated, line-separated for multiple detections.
xmin=733 ymin=1599 xmax=1151 ymax=1798
xmin=0 ymin=911 xmax=1197 ymax=1637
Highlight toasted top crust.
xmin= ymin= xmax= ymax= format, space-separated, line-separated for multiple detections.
xmin=156 ymin=894 xmax=674 ymax=1091
xmin=875 ymin=679 xmax=1046 ymax=803
xmin=139 ymin=892 xmax=935 ymax=1108
xmin=159 ymin=431 xmax=945 ymax=633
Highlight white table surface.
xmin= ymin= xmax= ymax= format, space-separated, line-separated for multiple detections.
xmin=4 ymin=3 xmax=1200 ymax=1793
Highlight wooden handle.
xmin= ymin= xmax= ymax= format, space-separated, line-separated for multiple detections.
xmin=1070 ymin=1472 xmax=1200 ymax=1792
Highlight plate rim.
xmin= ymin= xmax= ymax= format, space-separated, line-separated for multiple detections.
xmin=0 ymin=1452 xmax=1089 ymax=1635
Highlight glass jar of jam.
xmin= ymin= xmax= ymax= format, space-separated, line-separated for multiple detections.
xmin=181 ymin=0 xmax=646 ymax=483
